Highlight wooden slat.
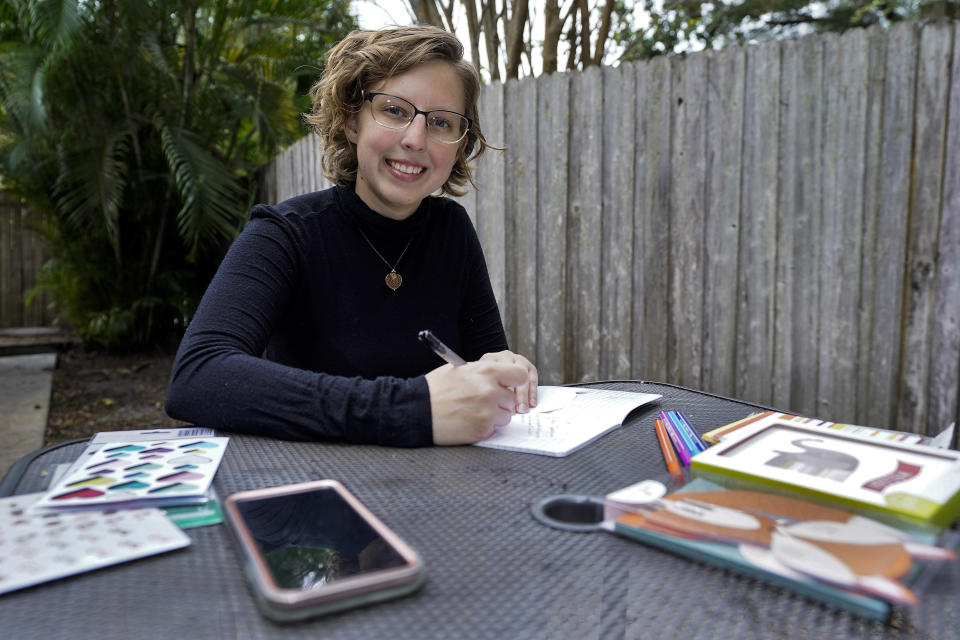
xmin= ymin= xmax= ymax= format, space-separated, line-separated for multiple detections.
xmin=862 ymin=22 xmax=918 ymax=429
xmin=535 ymin=72 xmax=570 ymax=383
xmin=566 ymin=66 xmax=603 ymax=383
xmin=0 ymin=197 xmax=16 ymax=327
xmin=475 ymin=81 xmax=507 ymax=317
xmin=899 ymin=20 xmax=954 ymax=433
xmin=855 ymin=26 xmax=889 ymax=423
xmin=635 ymin=55 xmax=671 ymax=382
xmin=669 ymin=52 xmax=707 ymax=389
xmin=773 ymin=34 xmax=822 ymax=413
xmin=600 ymin=63 xmax=636 ymax=379
xmin=8 ymin=198 xmax=25 ymax=327
xmin=703 ymin=44 xmax=745 ymax=399
xmin=21 ymin=212 xmax=45 ymax=325
xmin=927 ymin=21 xmax=960 ymax=435
xmin=504 ymin=78 xmax=538 ymax=357
xmin=817 ymin=29 xmax=869 ymax=423
xmin=736 ymin=40 xmax=780 ymax=407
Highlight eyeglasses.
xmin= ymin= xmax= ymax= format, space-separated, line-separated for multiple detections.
xmin=363 ymin=92 xmax=472 ymax=144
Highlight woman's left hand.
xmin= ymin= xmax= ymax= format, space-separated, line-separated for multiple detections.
xmin=479 ymin=350 xmax=538 ymax=413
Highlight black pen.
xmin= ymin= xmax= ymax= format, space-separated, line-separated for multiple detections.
xmin=418 ymin=330 xmax=466 ymax=366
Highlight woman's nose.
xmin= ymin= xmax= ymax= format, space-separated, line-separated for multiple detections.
xmin=401 ymin=114 xmax=428 ymax=150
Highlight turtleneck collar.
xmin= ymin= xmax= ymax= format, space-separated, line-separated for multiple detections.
xmin=334 ymin=181 xmax=433 ymax=240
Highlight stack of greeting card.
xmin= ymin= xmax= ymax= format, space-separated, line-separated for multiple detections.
xmin=33 ymin=433 xmax=229 ymax=512
xmin=603 ymin=479 xmax=958 ymax=623
xmin=0 ymin=428 xmax=228 ymax=596
xmin=690 ymin=413 xmax=960 ymax=529
xmin=0 ymin=492 xmax=191 ymax=595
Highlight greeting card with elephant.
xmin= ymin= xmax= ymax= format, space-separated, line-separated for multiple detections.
xmin=690 ymin=414 xmax=960 ymax=529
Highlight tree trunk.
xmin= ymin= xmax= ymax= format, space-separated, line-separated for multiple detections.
xmin=542 ymin=0 xmax=562 ymax=75
xmin=504 ymin=0 xmax=528 ymax=78
xmin=463 ymin=0 xmax=483 ymax=75
xmin=577 ymin=0 xmax=590 ymax=67
xmin=591 ymin=0 xmax=615 ymax=67
xmin=481 ymin=0 xmax=501 ymax=81
xmin=565 ymin=20 xmax=578 ymax=71
xmin=407 ymin=0 xmax=445 ymax=28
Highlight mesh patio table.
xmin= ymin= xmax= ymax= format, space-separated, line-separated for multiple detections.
xmin=2 ymin=381 xmax=958 ymax=640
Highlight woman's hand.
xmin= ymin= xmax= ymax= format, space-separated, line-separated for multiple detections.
xmin=479 ymin=350 xmax=538 ymax=413
xmin=425 ymin=358 xmax=531 ymax=445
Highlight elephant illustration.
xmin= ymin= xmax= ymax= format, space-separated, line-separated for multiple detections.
xmin=765 ymin=438 xmax=860 ymax=482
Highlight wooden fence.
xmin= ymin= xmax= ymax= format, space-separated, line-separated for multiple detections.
xmin=0 ymin=193 xmax=53 ymax=328
xmin=262 ymin=20 xmax=960 ymax=435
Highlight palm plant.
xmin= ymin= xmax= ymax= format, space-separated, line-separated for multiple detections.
xmin=0 ymin=0 xmax=355 ymax=349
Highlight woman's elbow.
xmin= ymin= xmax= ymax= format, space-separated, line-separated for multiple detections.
xmin=164 ymin=373 xmax=192 ymax=422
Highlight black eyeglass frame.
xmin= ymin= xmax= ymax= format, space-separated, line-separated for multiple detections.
xmin=362 ymin=92 xmax=473 ymax=144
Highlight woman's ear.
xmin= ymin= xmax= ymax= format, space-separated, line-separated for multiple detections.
xmin=345 ymin=114 xmax=360 ymax=144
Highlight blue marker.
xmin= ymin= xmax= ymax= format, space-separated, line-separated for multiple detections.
xmin=673 ymin=411 xmax=707 ymax=453
xmin=665 ymin=411 xmax=698 ymax=456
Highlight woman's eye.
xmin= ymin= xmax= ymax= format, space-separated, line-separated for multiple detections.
xmin=429 ymin=115 xmax=452 ymax=130
xmin=383 ymin=105 xmax=410 ymax=119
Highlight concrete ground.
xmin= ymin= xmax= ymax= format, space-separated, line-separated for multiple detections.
xmin=0 ymin=328 xmax=67 ymax=480
xmin=0 ymin=352 xmax=56 ymax=478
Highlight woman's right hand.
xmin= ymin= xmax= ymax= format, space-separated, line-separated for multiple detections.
xmin=424 ymin=360 xmax=529 ymax=445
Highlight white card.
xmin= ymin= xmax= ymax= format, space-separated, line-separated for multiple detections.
xmin=0 ymin=493 xmax=190 ymax=595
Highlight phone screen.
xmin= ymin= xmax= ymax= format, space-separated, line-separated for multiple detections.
xmin=234 ymin=487 xmax=408 ymax=590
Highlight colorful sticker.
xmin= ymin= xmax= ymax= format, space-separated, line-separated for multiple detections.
xmin=33 ymin=437 xmax=229 ymax=511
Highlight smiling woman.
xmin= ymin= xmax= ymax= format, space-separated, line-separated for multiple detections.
xmin=164 ymin=25 xmax=540 ymax=450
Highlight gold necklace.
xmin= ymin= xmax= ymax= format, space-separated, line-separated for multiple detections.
xmin=356 ymin=228 xmax=413 ymax=291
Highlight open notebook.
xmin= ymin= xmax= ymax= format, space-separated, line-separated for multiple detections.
xmin=475 ymin=386 xmax=661 ymax=457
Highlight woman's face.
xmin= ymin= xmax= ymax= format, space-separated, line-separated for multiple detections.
xmin=345 ymin=60 xmax=466 ymax=220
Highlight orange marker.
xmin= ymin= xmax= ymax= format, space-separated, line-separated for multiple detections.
xmin=655 ymin=418 xmax=684 ymax=484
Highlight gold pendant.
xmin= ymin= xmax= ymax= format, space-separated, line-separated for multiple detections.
xmin=385 ymin=270 xmax=402 ymax=291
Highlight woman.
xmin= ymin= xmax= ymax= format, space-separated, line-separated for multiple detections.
xmin=165 ymin=26 xmax=538 ymax=446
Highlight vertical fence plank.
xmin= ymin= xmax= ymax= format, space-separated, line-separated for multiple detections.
xmin=900 ymin=21 xmax=954 ymax=432
xmin=504 ymin=77 xmax=538 ymax=357
xmin=630 ymin=59 xmax=649 ymax=381
xmin=927 ymin=21 xmax=960 ymax=435
xmin=737 ymin=40 xmax=780 ymax=407
xmin=817 ymin=30 xmax=869 ymax=423
xmin=21 ymin=212 xmax=43 ymax=325
xmin=475 ymin=82 xmax=507 ymax=318
xmin=703 ymin=45 xmax=745 ymax=399
xmin=774 ymin=34 xmax=822 ymax=414
xmin=635 ymin=56 xmax=671 ymax=382
xmin=7 ymin=199 xmax=24 ymax=327
xmin=671 ymin=53 xmax=708 ymax=389
xmin=536 ymin=72 xmax=570 ymax=383
xmin=0 ymin=197 xmax=17 ymax=327
xmin=566 ymin=67 xmax=603 ymax=383
xmin=855 ymin=27 xmax=889 ymax=423
xmin=601 ymin=63 xmax=636 ymax=379
xmin=862 ymin=22 xmax=918 ymax=429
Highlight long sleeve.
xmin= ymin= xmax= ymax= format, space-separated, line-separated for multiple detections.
xmin=165 ymin=212 xmax=433 ymax=446
xmin=165 ymin=184 xmax=508 ymax=446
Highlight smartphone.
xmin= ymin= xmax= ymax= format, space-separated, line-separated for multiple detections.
xmin=223 ymin=479 xmax=425 ymax=622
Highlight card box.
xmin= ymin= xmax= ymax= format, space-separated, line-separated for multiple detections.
xmin=690 ymin=414 xmax=960 ymax=528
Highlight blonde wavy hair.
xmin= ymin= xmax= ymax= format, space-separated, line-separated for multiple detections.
xmin=305 ymin=26 xmax=490 ymax=197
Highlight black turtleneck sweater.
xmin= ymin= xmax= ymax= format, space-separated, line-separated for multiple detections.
xmin=164 ymin=183 xmax=508 ymax=446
